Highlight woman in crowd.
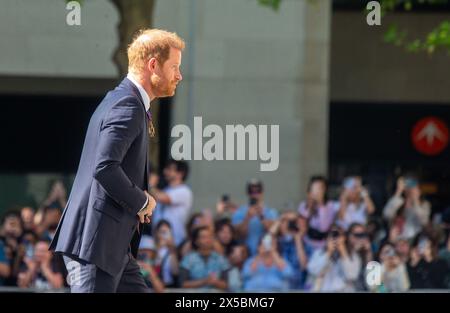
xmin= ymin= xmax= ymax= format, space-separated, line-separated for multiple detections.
xmin=215 ymin=218 xmax=238 ymax=256
xmin=17 ymin=239 xmax=65 ymax=290
xmin=153 ymin=220 xmax=179 ymax=288
xmin=179 ymin=212 xmax=224 ymax=258
xmin=297 ymin=176 xmax=339 ymax=255
xmin=376 ymin=242 xmax=410 ymax=292
xmin=337 ymin=176 xmax=376 ymax=230
xmin=306 ymin=225 xmax=361 ymax=292
xmin=226 ymin=244 xmax=249 ymax=292
xmin=407 ymin=233 xmax=450 ymax=289
xmin=346 ymin=223 xmax=374 ymax=291
xmin=383 ymin=177 xmax=431 ymax=240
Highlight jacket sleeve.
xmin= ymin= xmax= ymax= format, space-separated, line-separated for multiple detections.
xmin=93 ymin=97 xmax=147 ymax=216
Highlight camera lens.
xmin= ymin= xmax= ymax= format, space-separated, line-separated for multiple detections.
xmin=330 ymin=230 xmax=340 ymax=238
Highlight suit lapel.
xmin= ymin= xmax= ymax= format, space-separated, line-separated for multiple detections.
xmin=121 ymin=78 xmax=150 ymax=192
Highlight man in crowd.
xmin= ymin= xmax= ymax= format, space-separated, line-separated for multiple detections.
xmin=232 ymin=180 xmax=278 ymax=255
xmin=150 ymin=159 xmax=193 ymax=247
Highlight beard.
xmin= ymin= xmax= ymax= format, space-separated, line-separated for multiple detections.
xmin=152 ymin=75 xmax=177 ymax=98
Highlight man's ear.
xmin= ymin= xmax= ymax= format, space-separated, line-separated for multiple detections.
xmin=147 ymin=57 xmax=157 ymax=72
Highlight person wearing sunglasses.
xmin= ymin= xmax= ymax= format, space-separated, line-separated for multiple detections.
xmin=346 ymin=223 xmax=374 ymax=291
xmin=231 ymin=179 xmax=279 ymax=256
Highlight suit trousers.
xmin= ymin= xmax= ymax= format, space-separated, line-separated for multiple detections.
xmin=63 ymin=252 xmax=150 ymax=293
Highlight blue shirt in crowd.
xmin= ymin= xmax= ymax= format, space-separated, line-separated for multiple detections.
xmin=241 ymin=256 xmax=293 ymax=291
xmin=278 ymin=236 xmax=306 ymax=289
xmin=180 ymin=251 xmax=230 ymax=289
xmin=231 ymin=205 xmax=278 ymax=255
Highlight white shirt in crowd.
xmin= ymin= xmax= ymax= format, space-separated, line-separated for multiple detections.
xmin=307 ymin=249 xmax=361 ymax=292
xmin=380 ymin=263 xmax=410 ymax=292
xmin=153 ymin=184 xmax=193 ymax=246
xmin=337 ymin=202 xmax=369 ymax=230
xmin=383 ymin=195 xmax=430 ymax=239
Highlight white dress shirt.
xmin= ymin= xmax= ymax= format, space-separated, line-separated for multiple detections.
xmin=126 ymin=73 xmax=151 ymax=213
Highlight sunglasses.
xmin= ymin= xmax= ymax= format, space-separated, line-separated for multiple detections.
xmin=351 ymin=232 xmax=368 ymax=239
xmin=248 ymin=187 xmax=262 ymax=195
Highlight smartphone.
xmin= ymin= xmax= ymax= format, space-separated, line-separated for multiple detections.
xmin=222 ymin=194 xmax=230 ymax=203
xmin=418 ymin=238 xmax=428 ymax=254
xmin=25 ymin=243 xmax=34 ymax=259
xmin=344 ymin=177 xmax=356 ymax=190
xmin=330 ymin=230 xmax=340 ymax=238
xmin=262 ymin=235 xmax=272 ymax=251
xmin=249 ymin=198 xmax=258 ymax=206
xmin=288 ymin=220 xmax=299 ymax=232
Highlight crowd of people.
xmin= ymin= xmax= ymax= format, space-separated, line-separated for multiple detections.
xmin=1 ymin=160 xmax=450 ymax=292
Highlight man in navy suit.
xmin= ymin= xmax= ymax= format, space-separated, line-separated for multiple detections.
xmin=50 ymin=29 xmax=185 ymax=292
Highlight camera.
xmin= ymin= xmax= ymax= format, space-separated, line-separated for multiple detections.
xmin=288 ymin=220 xmax=299 ymax=232
xmin=222 ymin=194 xmax=230 ymax=203
xmin=249 ymin=198 xmax=258 ymax=206
xmin=330 ymin=230 xmax=340 ymax=238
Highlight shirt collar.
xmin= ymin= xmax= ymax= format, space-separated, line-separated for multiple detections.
xmin=126 ymin=73 xmax=150 ymax=112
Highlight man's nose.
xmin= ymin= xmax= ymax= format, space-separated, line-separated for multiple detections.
xmin=177 ymin=71 xmax=183 ymax=81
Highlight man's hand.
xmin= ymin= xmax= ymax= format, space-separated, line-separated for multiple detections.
xmin=137 ymin=191 xmax=157 ymax=223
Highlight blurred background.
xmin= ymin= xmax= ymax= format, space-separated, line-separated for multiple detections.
xmin=0 ymin=0 xmax=450 ymax=292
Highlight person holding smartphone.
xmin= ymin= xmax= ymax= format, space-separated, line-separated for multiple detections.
xmin=241 ymin=233 xmax=293 ymax=291
xmin=407 ymin=234 xmax=449 ymax=289
xmin=272 ymin=211 xmax=308 ymax=290
xmin=337 ymin=176 xmax=376 ymax=230
xmin=383 ymin=176 xmax=431 ymax=240
xmin=215 ymin=194 xmax=238 ymax=218
xmin=306 ymin=225 xmax=361 ymax=292
xmin=153 ymin=220 xmax=179 ymax=287
xmin=231 ymin=179 xmax=279 ymax=256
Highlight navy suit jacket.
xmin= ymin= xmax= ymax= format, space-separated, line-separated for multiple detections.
xmin=50 ymin=78 xmax=150 ymax=276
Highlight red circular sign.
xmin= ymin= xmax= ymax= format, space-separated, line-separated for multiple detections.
xmin=411 ymin=116 xmax=448 ymax=156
